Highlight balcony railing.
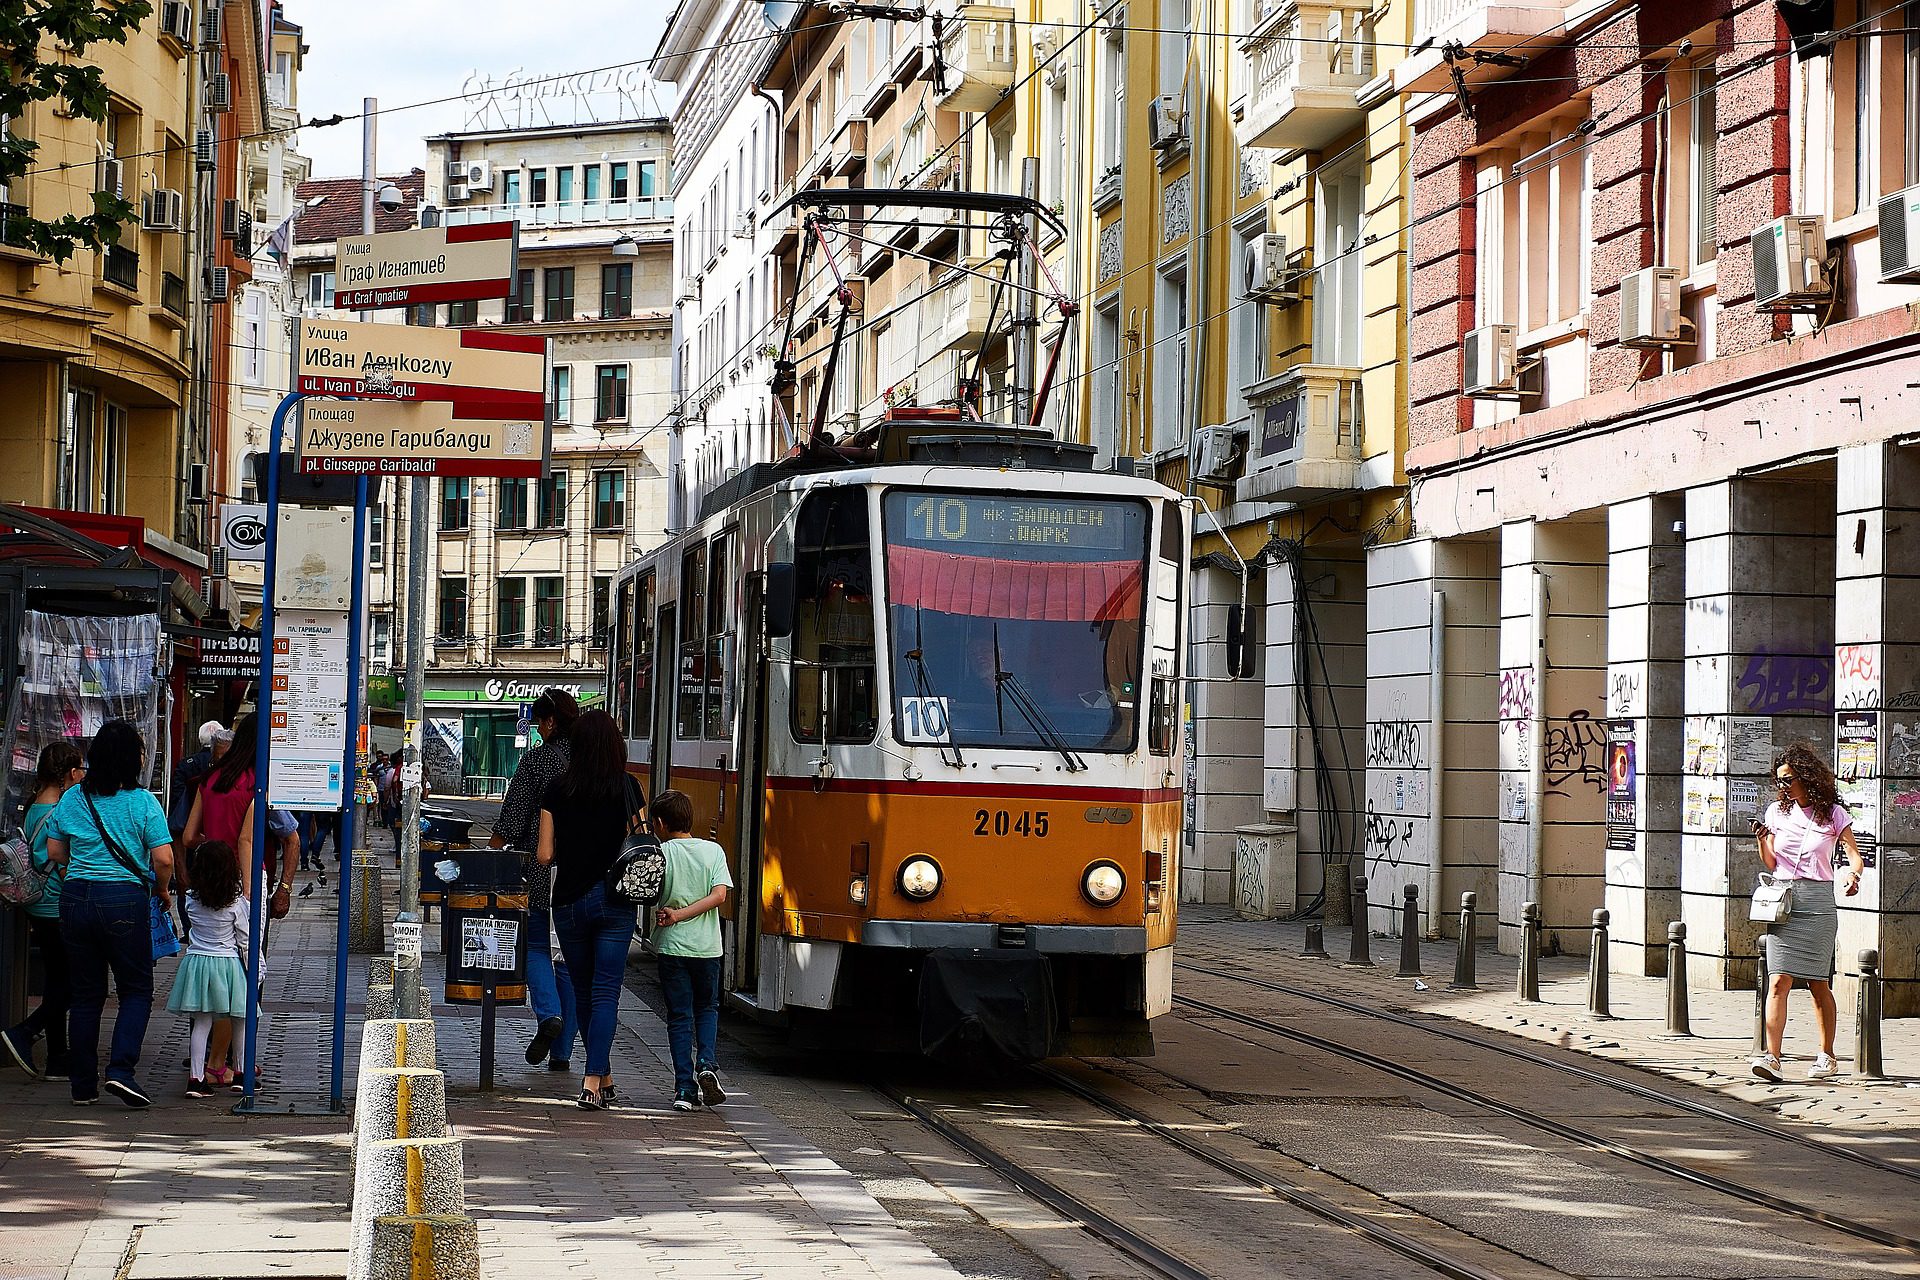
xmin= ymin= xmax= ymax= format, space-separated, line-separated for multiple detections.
xmin=1238 ymin=0 xmax=1374 ymax=151
xmin=103 ymin=244 xmax=139 ymax=291
xmin=0 ymin=201 xmax=29 ymax=250
xmin=161 ymin=272 xmax=187 ymax=318
xmin=931 ymin=4 xmax=1016 ymax=113
xmin=441 ymin=197 xmax=673 ymax=229
xmin=1241 ymin=364 xmax=1364 ymax=501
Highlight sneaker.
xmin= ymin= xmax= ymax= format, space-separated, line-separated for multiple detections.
xmin=44 ymin=1054 xmax=70 ymax=1079
xmin=1750 ymin=1053 xmax=1783 ymax=1082
xmin=600 ymin=1083 xmax=619 ymax=1106
xmin=71 ymin=1092 xmax=97 ymax=1106
xmin=1 ymin=1027 xmax=39 ymax=1079
xmin=671 ymin=1092 xmax=699 ymax=1112
xmin=548 ymin=1058 xmax=572 ymax=1073
xmin=1807 ymin=1053 xmax=1840 ymax=1080
xmin=576 ymin=1087 xmax=607 ymax=1111
xmin=525 ymin=1016 xmax=563 ymax=1065
xmin=185 ymin=1079 xmax=212 ymax=1099
xmin=697 ymin=1067 xmax=726 ymax=1107
xmin=103 ymin=1077 xmax=151 ymax=1108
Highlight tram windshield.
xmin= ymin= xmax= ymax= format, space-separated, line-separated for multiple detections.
xmin=882 ymin=490 xmax=1149 ymax=753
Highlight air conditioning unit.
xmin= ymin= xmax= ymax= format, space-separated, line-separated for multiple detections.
xmin=220 ymin=200 xmax=250 ymax=245
xmin=1751 ymin=214 xmax=1830 ymax=308
xmin=446 ymin=181 xmax=470 ymax=202
xmin=160 ymin=1 xmax=193 ymax=46
xmin=1189 ymin=424 xmax=1244 ymax=487
xmin=206 ymin=265 xmax=230 ymax=302
xmin=1619 ymin=265 xmax=1688 ymax=348
xmin=1244 ymin=233 xmax=1296 ymax=304
xmin=1148 ymin=94 xmax=1187 ymax=151
xmin=675 ymin=277 xmax=699 ymax=304
xmin=733 ymin=210 xmax=755 ymax=239
xmin=1877 ymin=184 xmax=1920 ymax=281
xmin=195 ymin=129 xmax=216 ymax=171
xmin=208 ymin=546 xmax=228 ymax=576
xmin=1462 ymin=324 xmax=1519 ymax=396
xmin=206 ymin=72 xmax=232 ymax=113
xmin=200 ymin=7 xmax=221 ymax=48
xmin=141 ymin=188 xmax=184 ymax=232
xmin=95 ymin=156 xmax=123 ymax=199
xmin=462 ymin=160 xmax=493 ymax=190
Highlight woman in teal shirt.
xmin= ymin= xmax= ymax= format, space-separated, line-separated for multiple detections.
xmin=45 ymin=720 xmax=175 ymax=1108
xmin=1 ymin=741 xmax=85 ymax=1079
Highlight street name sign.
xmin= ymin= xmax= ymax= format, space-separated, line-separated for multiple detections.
xmin=332 ymin=221 xmax=516 ymax=310
xmin=296 ymin=317 xmax=545 ymax=409
xmin=295 ymin=398 xmax=548 ymax=477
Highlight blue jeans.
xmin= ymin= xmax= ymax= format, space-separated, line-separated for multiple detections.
xmin=553 ymin=884 xmax=636 ymax=1077
xmin=657 ymin=954 xmax=721 ymax=1098
xmin=60 ymin=879 xmax=156 ymax=1099
xmin=525 ymin=906 xmax=577 ymax=1063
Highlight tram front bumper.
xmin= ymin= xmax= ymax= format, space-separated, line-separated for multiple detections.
xmin=861 ymin=920 xmax=1148 ymax=954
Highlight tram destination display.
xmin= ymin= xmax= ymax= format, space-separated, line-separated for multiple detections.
xmin=895 ymin=494 xmax=1134 ymax=552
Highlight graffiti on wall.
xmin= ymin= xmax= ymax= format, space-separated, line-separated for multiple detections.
xmin=1735 ymin=647 xmax=1833 ymax=715
xmin=1544 ymin=710 xmax=1608 ymax=795
xmin=1608 ymin=670 xmax=1643 ymax=718
xmin=1364 ymin=800 xmax=1417 ymax=868
xmin=1366 ymin=717 xmax=1425 ymax=770
xmin=1835 ymin=644 xmax=1880 ymax=710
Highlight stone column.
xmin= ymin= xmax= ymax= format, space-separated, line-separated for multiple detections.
xmin=1605 ymin=495 xmax=1686 ymax=973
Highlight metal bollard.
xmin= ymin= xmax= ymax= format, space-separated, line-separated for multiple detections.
xmin=1752 ymin=944 xmax=1770 ymax=1053
xmin=1856 ymin=949 xmax=1885 ymax=1080
xmin=1302 ymin=922 xmax=1329 ymax=959
xmin=1344 ymin=875 xmax=1374 ymax=967
xmin=1517 ymin=902 xmax=1542 ymax=1002
xmin=1450 ymin=892 xmax=1478 ymax=989
xmin=1396 ymin=885 xmax=1423 ymax=978
xmin=1587 ymin=909 xmax=1611 ymax=1019
xmin=1665 ymin=922 xmax=1692 ymax=1036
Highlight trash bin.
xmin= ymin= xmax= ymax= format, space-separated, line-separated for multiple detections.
xmin=434 ymin=849 xmax=529 ymax=1007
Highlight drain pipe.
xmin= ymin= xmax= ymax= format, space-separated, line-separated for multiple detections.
xmin=1426 ymin=588 xmax=1446 ymax=936
xmin=1527 ymin=569 xmax=1547 ymax=912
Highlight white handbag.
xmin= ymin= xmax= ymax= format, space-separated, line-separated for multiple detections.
xmin=1750 ymin=873 xmax=1794 ymax=923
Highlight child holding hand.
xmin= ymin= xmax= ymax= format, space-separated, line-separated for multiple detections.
xmin=648 ymin=789 xmax=733 ymax=1112
xmin=167 ymin=841 xmax=249 ymax=1097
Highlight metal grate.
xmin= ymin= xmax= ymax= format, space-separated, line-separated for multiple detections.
xmin=1750 ymin=223 xmax=1781 ymax=304
xmin=1879 ymin=192 xmax=1911 ymax=278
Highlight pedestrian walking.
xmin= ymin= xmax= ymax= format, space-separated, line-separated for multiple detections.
xmin=1751 ymin=741 xmax=1867 ymax=1082
xmin=168 ymin=840 xmax=249 ymax=1098
xmin=490 ymin=688 xmax=580 ymax=1073
xmin=43 ymin=719 xmax=176 ymax=1108
xmin=536 ymin=709 xmax=644 ymax=1111
xmin=166 ymin=720 xmax=224 ymax=843
xmin=1 ymin=741 xmax=86 ymax=1079
xmin=648 ymin=788 xmax=733 ymax=1112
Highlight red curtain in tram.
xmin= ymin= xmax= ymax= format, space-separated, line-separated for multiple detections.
xmin=886 ymin=543 xmax=1142 ymax=623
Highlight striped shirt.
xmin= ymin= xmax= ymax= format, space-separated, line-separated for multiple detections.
xmin=496 ymin=738 xmax=569 ymax=912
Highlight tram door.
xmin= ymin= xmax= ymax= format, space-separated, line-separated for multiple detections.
xmin=727 ymin=576 xmax=768 ymax=994
xmin=650 ymin=603 xmax=676 ymax=795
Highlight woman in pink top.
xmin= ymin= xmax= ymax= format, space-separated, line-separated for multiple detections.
xmin=1750 ymin=742 xmax=1866 ymax=1083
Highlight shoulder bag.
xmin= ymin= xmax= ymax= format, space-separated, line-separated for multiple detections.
xmin=0 ymin=809 xmax=55 ymax=907
xmin=1750 ymin=872 xmax=1794 ymax=923
xmin=605 ymin=776 xmax=666 ymax=907
xmin=80 ymin=790 xmax=181 ymax=962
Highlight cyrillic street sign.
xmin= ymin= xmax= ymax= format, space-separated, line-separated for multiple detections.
xmin=332 ymin=221 xmax=516 ymax=310
xmin=294 ymin=398 xmax=548 ymax=478
xmin=296 ymin=317 xmax=545 ymax=410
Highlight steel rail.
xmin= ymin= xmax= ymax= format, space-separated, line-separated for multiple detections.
xmin=1177 ymin=959 xmax=1920 ymax=1183
xmin=1173 ymin=993 xmax=1920 ymax=1256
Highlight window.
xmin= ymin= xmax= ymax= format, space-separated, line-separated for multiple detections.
xmin=600 ymin=263 xmax=632 ymax=318
xmin=538 ymin=469 xmax=567 ymax=528
xmin=790 ymin=490 xmax=875 ymax=743
xmin=534 ymin=577 xmax=564 ymax=645
xmin=529 ymin=168 xmax=548 ymax=205
xmin=100 ymin=402 xmax=125 ymax=514
xmin=437 ymin=578 xmax=468 ymax=641
xmin=592 ymin=576 xmax=612 ymax=647
xmin=496 ymin=577 xmax=527 ymax=646
xmin=372 ymin=614 xmax=392 ymax=667
xmin=369 ymin=501 xmax=385 ymax=567
xmin=1155 ymin=261 xmax=1189 ymax=447
xmin=1099 ymin=24 xmax=1126 ymax=177
xmin=1314 ymin=163 xmax=1363 ymax=368
xmin=409 ymin=303 xmax=437 ymax=327
xmin=1660 ymin=56 xmax=1719 ymax=273
xmin=1689 ymin=63 xmax=1718 ymax=268
xmin=638 ymin=160 xmax=659 ymax=196
xmin=1040 ymin=72 xmax=1069 ymax=215
xmin=543 ymin=267 xmax=575 ymax=322
xmin=447 ymin=299 xmax=478 ymax=326
xmin=438 ymin=477 xmax=470 ymax=530
xmin=497 ymin=477 xmax=529 ymax=530
xmin=1230 ymin=227 xmax=1264 ymax=423
xmin=806 ymin=90 xmax=823 ymax=154
xmin=1092 ymin=298 xmax=1123 ymax=458
xmin=676 ymin=542 xmax=709 ymax=738
xmin=243 ymin=292 xmax=264 ymax=385
xmin=704 ymin=534 xmax=733 ymax=739
xmin=504 ymin=268 xmax=534 ymax=322
xmin=65 ymin=386 xmax=94 ymax=512
xmin=596 ymin=363 xmax=629 ymax=421
xmin=1160 ymin=0 xmax=1189 ymax=102
xmin=556 ymin=167 xmax=575 ymax=204
xmin=307 ymin=271 xmax=335 ymax=306
xmin=593 ymin=469 xmax=626 ymax=529
xmin=550 ymin=365 xmax=572 ymax=424
xmin=583 ymin=165 xmax=602 ymax=203
xmin=610 ymin=162 xmax=630 ymax=200
xmin=622 ymin=572 xmax=656 ymax=735
xmin=1475 ymin=113 xmax=1592 ymax=334
xmin=504 ymin=171 xmax=522 ymax=205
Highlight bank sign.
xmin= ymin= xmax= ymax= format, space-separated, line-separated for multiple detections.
xmin=332 ymin=221 xmax=517 ymax=310
xmin=219 ymin=503 xmax=268 ymax=563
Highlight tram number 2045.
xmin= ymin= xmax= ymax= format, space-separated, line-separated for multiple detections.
xmin=974 ymin=809 xmax=1050 ymax=838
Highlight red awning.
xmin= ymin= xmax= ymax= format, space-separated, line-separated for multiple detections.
xmin=887 ymin=543 xmax=1142 ymax=623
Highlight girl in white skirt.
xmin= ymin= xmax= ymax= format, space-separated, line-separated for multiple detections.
xmin=1752 ymin=742 xmax=1867 ymax=1083
xmin=168 ymin=841 xmax=250 ymax=1098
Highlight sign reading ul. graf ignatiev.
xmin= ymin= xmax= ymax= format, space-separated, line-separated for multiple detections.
xmin=332 ymin=221 xmax=517 ymax=310
xmin=295 ymin=399 xmax=548 ymax=478
xmin=297 ymin=318 xmax=546 ymax=409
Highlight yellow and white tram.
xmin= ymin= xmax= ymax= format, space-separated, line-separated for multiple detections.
xmin=606 ymin=413 xmax=1187 ymax=1057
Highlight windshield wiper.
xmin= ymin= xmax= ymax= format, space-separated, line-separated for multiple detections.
xmin=992 ymin=624 xmax=1086 ymax=773
xmin=905 ymin=608 xmax=964 ymax=768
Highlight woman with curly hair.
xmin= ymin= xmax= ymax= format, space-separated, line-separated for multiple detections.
xmin=1750 ymin=741 xmax=1867 ymax=1082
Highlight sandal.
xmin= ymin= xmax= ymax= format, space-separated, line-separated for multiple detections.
xmin=575 ymin=1086 xmax=606 ymax=1111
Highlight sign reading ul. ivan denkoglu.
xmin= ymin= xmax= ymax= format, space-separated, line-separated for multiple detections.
xmin=294 ymin=399 xmax=548 ymax=478
xmin=297 ymin=317 xmax=546 ymax=409
xmin=332 ymin=220 xmax=516 ymax=310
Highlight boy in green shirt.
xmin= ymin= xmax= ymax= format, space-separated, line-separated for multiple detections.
xmin=649 ymin=789 xmax=734 ymax=1111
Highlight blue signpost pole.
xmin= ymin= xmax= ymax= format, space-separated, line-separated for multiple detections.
xmin=329 ymin=476 xmax=368 ymax=1112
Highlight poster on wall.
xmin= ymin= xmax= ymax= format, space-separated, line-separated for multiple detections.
xmin=1728 ymin=717 xmax=1773 ymax=773
xmin=1605 ymin=723 xmax=1636 ymax=851
xmin=1836 ymin=712 xmax=1880 ymax=866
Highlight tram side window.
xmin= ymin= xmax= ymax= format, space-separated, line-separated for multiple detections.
xmin=631 ymin=572 xmax=655 ymax=738
xmin=791 ymin=489 xmax=877 ymax=744
xmin=613 ymin=580 xmax=633 ymax=735
xmin=677 ymin=545 xmax=707 ymax=739
xmin=705 ymin=533 xmax=733 ymax=740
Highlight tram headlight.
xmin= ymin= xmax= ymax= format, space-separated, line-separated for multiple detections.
xmin=898 ymin=856 xmax=942 ymax=901
xmin=1082 ymin=860 xmax=1126 ymax=906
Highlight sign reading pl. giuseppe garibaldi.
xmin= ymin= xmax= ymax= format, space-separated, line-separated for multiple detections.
xmin=297 ymin=317 xmax=545 ymax=409
xmin=295 ymin=398 xmax=549 ymax=478
xmin=332 ymin=221 xmax=517 ymax=310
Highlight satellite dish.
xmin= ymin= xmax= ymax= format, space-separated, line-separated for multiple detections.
xmin=761 ymin=0 xmax=800 ymax=29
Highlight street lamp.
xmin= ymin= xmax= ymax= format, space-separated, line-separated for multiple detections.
xmin=610 ymin=232 xmax=639 ymax=258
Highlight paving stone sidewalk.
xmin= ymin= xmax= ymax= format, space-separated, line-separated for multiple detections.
xmin=1179 ymin=906 xmax=1920 ymax=1135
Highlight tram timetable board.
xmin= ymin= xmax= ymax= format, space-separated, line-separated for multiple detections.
xmin=896 ymin=494 xmax=1134 ymax=552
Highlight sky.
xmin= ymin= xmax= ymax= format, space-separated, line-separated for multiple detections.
xmin=288 ymin=0 xmax=679 ymax=180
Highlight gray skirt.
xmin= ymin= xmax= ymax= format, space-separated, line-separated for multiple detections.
xmin=1764 ymin=880 xmax=1838 ymax=981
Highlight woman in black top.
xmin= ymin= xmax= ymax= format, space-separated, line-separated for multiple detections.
xmin=537 ymin=710 xmax=643 ymax=1110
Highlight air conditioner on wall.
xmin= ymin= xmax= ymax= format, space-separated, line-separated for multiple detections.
xmin=447 ymin=182 xmax=469 ymax=202
xmin=195 ymin=129 xmax=216 ymax=171
xmin=1751 ymin=214 xmax=1830 ymax=308
xmin=1619 ymin=266 xmax=1689 ymax=348
xmin=206 ymin=73 xmax=232 ymax=113
xmin=141 ymin=188 xmax=184 ymax=232
xmin=201 ymin=7 xmax=221 ymax=48
xmin=461 ymin=160 xmax=493 ymax=190
xmin=96 ymin=156 xmax=123 ymax=199
xmin=1878 ymin=185 xmax=1920 ymax=281
xmin=1244 ymin=233 xmax=1296 ymax=305
xmin=1189 ymin=424 xmax=1244 ymax=487
xmin=1148 ymin=95 xmax=1187 ymax=150
xmin=1462 ymin=324 xmax=1519 ymax=396
xmin=160 ymin=1 xmax=192 ymax=46
xmin=206 ymin=265 xmax=230 ymax=302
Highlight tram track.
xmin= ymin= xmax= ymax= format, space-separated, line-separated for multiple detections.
xmin=1170 ymin=989 xmax=1920 ymax=1258
xmin=1176 ymin=957 xmax=1920 ymax=1183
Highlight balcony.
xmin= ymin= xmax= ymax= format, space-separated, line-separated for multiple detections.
xmin=926 ymin=258 xmax=1003 ymax=355
xmin=0 ymin=201 xmax=30 ymax=251
xmin=931 ymin=4 xmax=1016 ymax=113
xmin=157 ymin=272 xmax=188 ymax=325
xmin=102 ymin=244 xmax=139 ymax=292
xmin=441 ymin=196 xmax=673 ymax=230
xmin=1239 ymin=364 xmax=1363 ymax=502
xmin=832 ymin=118 xmax=868 ymax=177
xmin=1238 ymin=0 xmax=1375 ymax=152
xmin=1396 ymin=0 xmax=1572 ymax=93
